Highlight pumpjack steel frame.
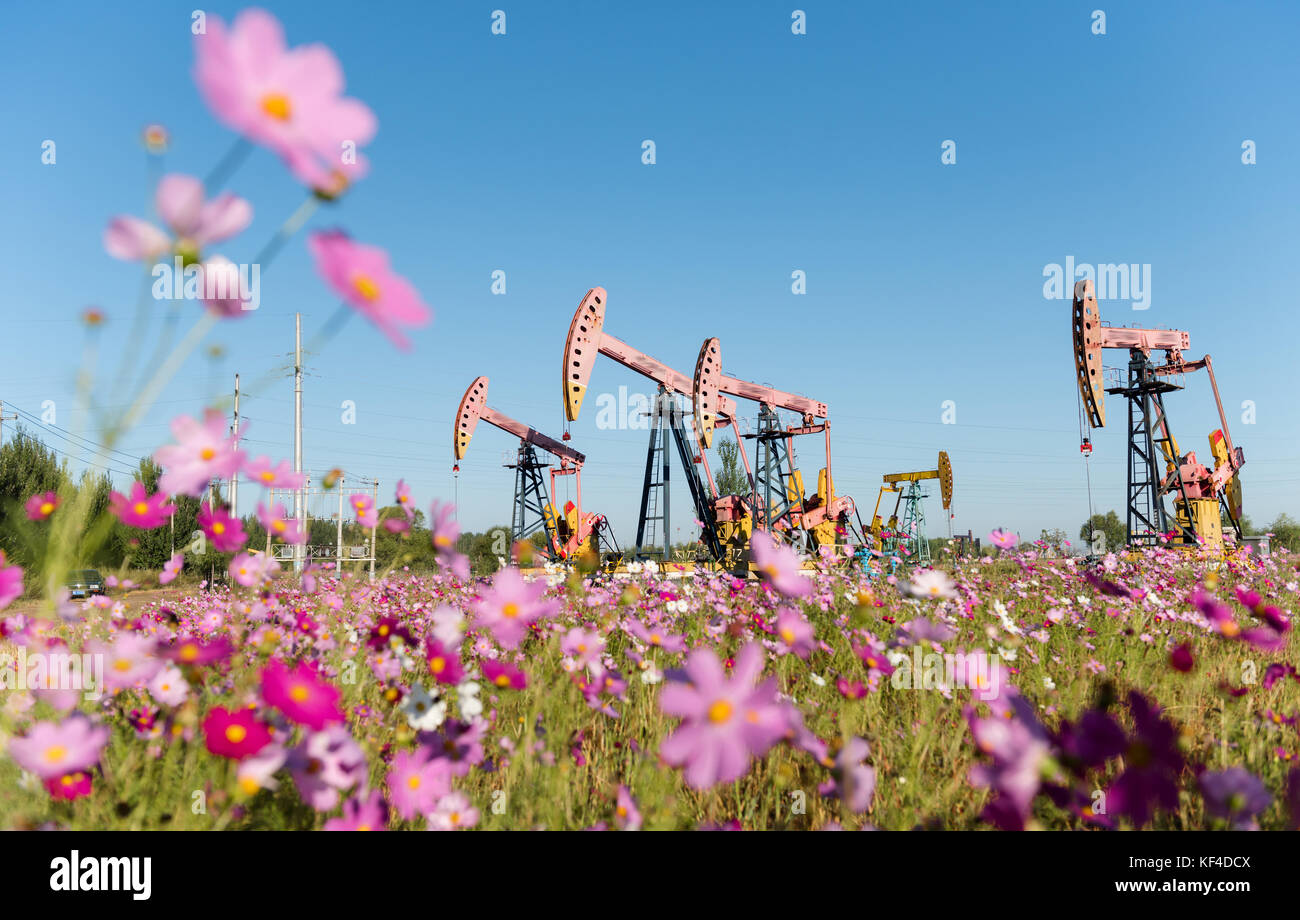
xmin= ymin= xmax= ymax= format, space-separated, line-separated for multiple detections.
xmin=1072 ymin=279 xmax=1245 ymax=549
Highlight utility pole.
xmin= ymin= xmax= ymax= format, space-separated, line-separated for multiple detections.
xmin=336 ymin=476 xmax=344 ymax=580
xmin=368 ymin=479 xmax=378 ymax=582
xmin=294 ymin=313 xmax=305 ymax=574
xmin=0 ymin=401 xmax=17 ymax=446
xmin=230 ymin=373 xmax=240 ymax=519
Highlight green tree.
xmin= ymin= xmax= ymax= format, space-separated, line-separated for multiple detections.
xmin=1080 ymin=510 xmax=1126 ymax=554
xmin=1265 ymin=513 xmax=1300 ymax=552
xmin=714 ymin=436 xmax=750 ymax=497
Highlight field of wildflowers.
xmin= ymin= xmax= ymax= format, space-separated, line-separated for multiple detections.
xmin=2 ymin=527 xmax=1298 ymax=831
xmin=1 ymin=7 xmax=1296 ymax=836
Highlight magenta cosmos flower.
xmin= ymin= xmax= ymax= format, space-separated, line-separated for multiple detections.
xmin=198 ymin=502 xmax=248 ymax=553
xmin=0 ymin=552 xmax=22 ymax=610
xmin=193 ymin=8 xmax=377 ymax=191
xmin=104 ymin=173 xmax=252 ymax=263
xmin=425 ymin=639 xmax=464 ymax=686
xmin=659 ymin=643 xmax=791 ymax=789
xmin=325 ymin=788 xmax=389 ymax=831
xmin=989 ymin=529 xmax=1019 ymax=550
xmin=261 ymin=659 xmax=345 ymax=730
xmin=159 ymin=552 xmax=185 ymax=586
xmin=109 ymin=481 xmax=175 ymax=529
xmin=749 ymin=530 xmax=811 ymax=598
xmin=202 ymin=706 xmax=273 ymax=761
xmin=472 ymin=566 xmax=559 ymax=649
xmin=154 ymin=409 xmax=245 ymax=498
xmin=8 ymin=714 xmax=110 ymax=780
xmin=482 ymin=660 xmax=528 ymax=690
xmin=308 ymin=230 xmax=432 ymax=351
xmin=24 ymin=491 xmax=59 ymax=521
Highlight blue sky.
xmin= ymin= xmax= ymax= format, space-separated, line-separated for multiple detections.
xmin=1 ymin=0 xmax=1297 ymax=546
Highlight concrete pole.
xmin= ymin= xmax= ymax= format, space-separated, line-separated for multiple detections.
xmin=294 ymin=313 xmax=304 ymax=573
xmin=230 ymin=373 xmax=240 ymax=519
xmin=368 ymin=479 xmax=378 ymax=582
xmin=336 ymin=476 xmax=344 ymax=580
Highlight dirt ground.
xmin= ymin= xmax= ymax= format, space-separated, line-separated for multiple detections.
xmin=6 ymin=586 xmax=189 ymax=618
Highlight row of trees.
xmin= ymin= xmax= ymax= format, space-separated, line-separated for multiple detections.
xmin=1078 ymin=509 xmax=1300 ymax=553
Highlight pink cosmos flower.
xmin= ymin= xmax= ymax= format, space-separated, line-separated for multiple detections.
xmin=989 ymin=529 xmax=1019 ymax=550
xmin=154 ymin=409 xmax=245 ymax=498
xmin=308 ymin=230 xmax=432 ymax=350
xmin=147 ymin=665 xmax=190 ymax=707
xmin=258 ymin=502 xmax=305 ymax=545
xmin=387 ymin=745 xmax=453 ymax=821
xmin=193 ymin=9 xmax=377 ymax=191
xmin=659 ymin=643 xmax=790 ymax=789
xmin=430 ymin=501 xmax=469 ymax=580
xmin=626 ymin=619 xmax=687 ymax=653
xmin=774 ymin=607 xmax=815 ymax=658
xmin=91 ymin=634 xmax=161 ymax=691
xmin=24 ymin=491 xmax=59 ymax=521
xmin=0 ymin=552 xmax=23 ymax=610
xmin=325 ymin=788 xmax=389 ymax=831
xmin=287 ymin=725 xmax=367 ymax=811
xmin=8 ymin=714 xmax=110 ymax=780
xmin=350 ymin=493 xmax=378 ymax=528
xmin=229 ymin=552 xmax=264 ymax=588
xmin=395 ymin=479 xmax=415 ymax=521
xmin=471 ymin=566 xmax=560 ymax=649
xmin=560 ymin=627 xmax=606 ymax=668
xmin=203 ymin=706 xmax=273 ymax=761
xmin=198 ymin=502 xmax=248 ymax=553
xmin=109 ymin=481 xmax=175 ymax=529
xmin=104 ymin=173 xmax=251 ymax=262
xmin=749 ymin=530 xmax=811 ymax=598
xmin=261 ymin=659 xmax=345 ymax=730
xmin=615 ymin=785 xmax=642 ymax=830
xmin=159 ymin=552 xmax=185 ymax=586
xmin=243 ymin=455 xmax=306 ymax=489
xmin=427 ymin=792 xmax=480 ymax=831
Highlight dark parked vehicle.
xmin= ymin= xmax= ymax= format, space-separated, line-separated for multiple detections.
xmin=66 ymin=569 xmax=105 ymax=598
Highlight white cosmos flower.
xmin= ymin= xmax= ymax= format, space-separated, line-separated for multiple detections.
xmin=401 ymin=683 xmax=447 ymax=731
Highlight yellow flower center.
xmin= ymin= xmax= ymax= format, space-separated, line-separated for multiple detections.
xmin=225 ymin=724 xmax=247 ymax=744
xmin=133 ymin=501 xmax=149 ymax=515
xmin=430 ymin=657 xmax=445 ymax=674
xmin=495 ymin=674 xmax=510 ymax=687
xmin=290 ymin=685 xmax=310 ymax=703
xmin=434 ymin=535 xmax=452 ymax=548
xmin=200 ymin=447 xmax=216 ymax=461
xmin=260 ymin=471 xmax=275 ymax=482
xmin=708 ymin=700 xmax=733 ymax=724
xmin=779 ymin=627 xmax=795 ymax=643
xmin=212 ymin=522 xmax=225 ymax=535
xmin=39 ymin=502 xmax=54 ymax=515
xmin=502 ymin=602 xmax=519 ymax=619
xmin=114 ymin=658 xmax=131 ymax=672
xmin=407 ymin=775 xmax=421 ymax=790
xmin=179 ymin=645 xmax=199 ymax=662
xmin=352 ymin=274 xmax=381 ymax=301
xmin=239 ymin=777 xmax=260 ymax=795
xmin=45 ymin=746 xmax=67 ymax=764
xmin=261 ymin=92 xmax=292 ymax=121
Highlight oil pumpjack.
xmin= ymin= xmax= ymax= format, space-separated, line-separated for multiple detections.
xmin=1072 ymin=279 xmax=1244 ymax=550
xmin=562 ymin=286 xmax=863 ymax=569
xmin=454 ymin=376 xmax=618 ymax=563
xmin=869 ymin=451 xmax=954 ymax=565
